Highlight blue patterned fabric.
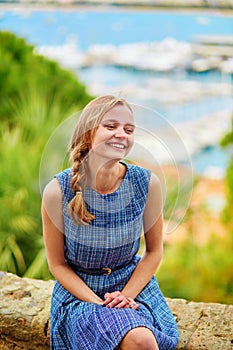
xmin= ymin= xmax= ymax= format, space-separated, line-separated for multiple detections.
xmin=50 ymin=163 xmax=179 ymax=349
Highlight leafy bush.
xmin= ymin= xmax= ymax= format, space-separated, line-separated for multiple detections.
xmin=220 ymin=118 xmax=233 ymax=224
xmin=157 ymin=233 xmax=233 ymax=304
xmin=0 ymin=31 xmax=93 ymax=279
xmin=0 ymin=31 xmax=91 ymax=124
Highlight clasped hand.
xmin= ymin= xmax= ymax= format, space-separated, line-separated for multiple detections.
xmin=103 ymin=291 xmax=139 ymax=310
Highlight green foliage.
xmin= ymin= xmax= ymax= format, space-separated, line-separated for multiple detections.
xmin=0 ymin=123 xmax=41 ymax=275
xmin=0 ymin=31 xmax=91 ymax=124
xmin=0 ymin=31 xmax=93 ymax=279
xmin=220 ymin=116 xmax=233 ymax=224
xmin=157 ymin=233 xmax=233 ymax=304
xmin=163 ymin=172 xmax=195 ymax=224
xmin=220 ymin=118 xmax=233 ymax=148
xmin=221 ymin=158 xmax=233 ymax=223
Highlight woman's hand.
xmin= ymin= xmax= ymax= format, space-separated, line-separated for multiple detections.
xmin=103 ymin=291 xmax=139 ymax=310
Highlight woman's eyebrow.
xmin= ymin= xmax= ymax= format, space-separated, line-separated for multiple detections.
xmin=102 ymin=119 xmax=135 ymax=127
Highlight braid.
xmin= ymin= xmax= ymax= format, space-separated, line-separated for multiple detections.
xmin=68 ymin=143 xmax=95 ymax=225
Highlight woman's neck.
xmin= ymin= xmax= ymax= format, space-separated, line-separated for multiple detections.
xmin=87 ymin=160 xmax=125 ymax=194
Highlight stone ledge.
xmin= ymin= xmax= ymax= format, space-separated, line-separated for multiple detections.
xmin=0 ymin=272 xmax=233 ymax=349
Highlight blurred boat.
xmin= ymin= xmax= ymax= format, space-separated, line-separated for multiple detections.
xmin=36 ymin=36 xmax=233 ymax=74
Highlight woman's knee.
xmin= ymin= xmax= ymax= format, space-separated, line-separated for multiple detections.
xmin=120 ymin=327 xmax=159 ymax=350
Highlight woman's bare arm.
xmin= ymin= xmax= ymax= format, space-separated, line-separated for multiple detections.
xmin=42 ymin=178 xmax=103 ymax=305
xmin=107 ymin=173 xmax=163 ymax=305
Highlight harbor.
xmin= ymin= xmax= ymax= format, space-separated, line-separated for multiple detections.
xmin=36 ymin=35 xmax=233 ymax=74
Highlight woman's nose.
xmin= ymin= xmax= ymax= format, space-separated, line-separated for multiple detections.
xmin=115 ymin=127 xmax=126 ymax=137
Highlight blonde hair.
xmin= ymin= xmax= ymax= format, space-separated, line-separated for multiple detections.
xmin=68 ymin=95 xmax=132 ymax=225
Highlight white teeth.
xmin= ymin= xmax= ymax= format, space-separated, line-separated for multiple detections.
xmin=109 ymin=143 xmax=125 ymax=149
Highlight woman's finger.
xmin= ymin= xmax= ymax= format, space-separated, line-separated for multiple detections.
xmin=105 ymin=295 xmax=125 ymax=308
xmin=103 ymin=292 xmax=139 ymax=309
xmin=126 ymin=297 xmax=139 ymax=310
xmin=114 ymin=298 xmax=130 ymax=309
xmin=103 ymin=291 xmax=121 ymax=306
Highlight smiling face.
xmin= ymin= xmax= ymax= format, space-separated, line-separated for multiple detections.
xmin=91 ymin=104 xmax=135 ymax=161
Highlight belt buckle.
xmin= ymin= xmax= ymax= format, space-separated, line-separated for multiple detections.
xmin=102 ymin=267 xmax=111 ymax=275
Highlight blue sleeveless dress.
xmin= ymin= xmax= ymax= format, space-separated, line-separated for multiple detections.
xmin=50 ymin=163 xmax=179 ymax=350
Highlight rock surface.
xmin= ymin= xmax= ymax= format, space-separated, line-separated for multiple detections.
xmin=0 ymin=272 xmax=233 ymax=349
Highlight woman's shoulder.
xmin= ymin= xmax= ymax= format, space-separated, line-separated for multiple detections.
xmin=126 ymin=162 xmax=151 ymax=181
xmin=43 ymin=168 xmax=72 ymax=200
xmin=54 ymin=168 xmax=72 ymax=189
xmin=55 ymin=167 xmax=72 ymax=180
xmin=124 ymin=163 xmax=152 ymax=198
xmin=42 ymin=177 xmax=62 ymax=206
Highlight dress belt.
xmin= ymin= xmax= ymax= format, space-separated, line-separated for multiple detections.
xmin=67 ymin=260 xmax=133 ymax=276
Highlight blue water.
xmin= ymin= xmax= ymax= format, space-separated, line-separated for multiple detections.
xmin=0 ymin=9 xmax=233 ymax=48
xmin=193 ymin=145 xmax=231 ymax=176
xmin=0 ymin=7 xmax=232 ymax=175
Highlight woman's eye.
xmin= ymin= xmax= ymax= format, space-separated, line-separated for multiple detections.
xmin=125 ymin=128 xmax=134 ymax=134
xmin=106 ymin=125 xmax=115 ymax=130
xmin=102 ymin=123 xmax=135 ymax=134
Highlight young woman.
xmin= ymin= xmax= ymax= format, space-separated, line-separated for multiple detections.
xmin=42 ymin=95 xmax=179 ymax=350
